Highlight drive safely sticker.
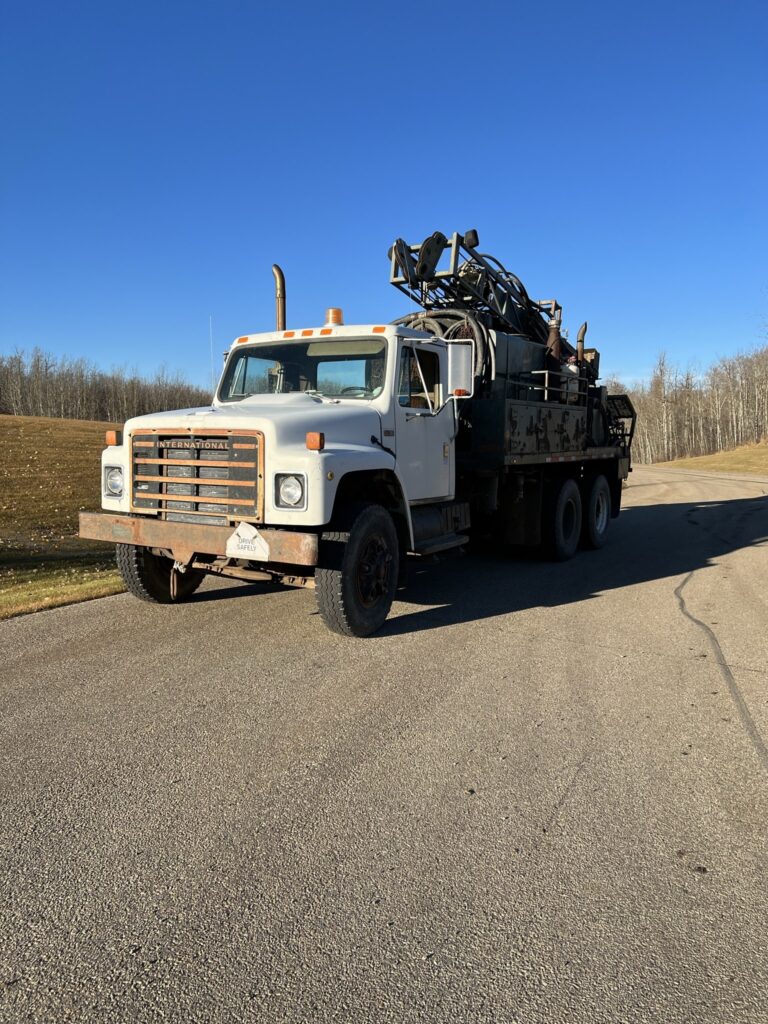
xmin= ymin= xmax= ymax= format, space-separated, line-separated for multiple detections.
xmin=225 ymin=521 xmax=270 ymax=561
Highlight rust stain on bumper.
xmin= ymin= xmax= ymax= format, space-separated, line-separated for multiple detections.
xmin=79 ymin=512 xmax=318 ymax=566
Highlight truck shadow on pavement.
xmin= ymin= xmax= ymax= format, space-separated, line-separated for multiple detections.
xmin=379 ymin=493 xmax=768 ymax=636
xmin=191 ymin=580 xmax=285 ymax=603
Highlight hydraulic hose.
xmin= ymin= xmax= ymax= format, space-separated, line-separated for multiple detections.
xmin=392 ymin=309 xmax=491 ymax=381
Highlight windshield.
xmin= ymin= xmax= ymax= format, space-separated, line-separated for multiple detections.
xmin=218 ymin=338 xmax=387 ymax=402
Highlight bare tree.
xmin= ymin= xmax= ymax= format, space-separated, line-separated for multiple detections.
xmin=0 ymin=348 xmax=211 ymax=422
xmin=615 ymin=345 xmax=768 ymax=463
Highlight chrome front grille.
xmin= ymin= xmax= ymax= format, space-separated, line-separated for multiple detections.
xmin=130 ymin=431 xmax=264 ymax=525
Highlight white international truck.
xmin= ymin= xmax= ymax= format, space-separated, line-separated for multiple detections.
xmin=80 ymin=230 xmax=635 ymax=636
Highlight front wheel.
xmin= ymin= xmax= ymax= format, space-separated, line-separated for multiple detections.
xmin=116 ymin=544 xmax=205 ymax=604
xmin=315 ymin=504 xmax=399 ymax=637
xmin=582 ymin=474 xmax=611 ymax=549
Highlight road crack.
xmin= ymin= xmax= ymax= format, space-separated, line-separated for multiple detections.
xmin=675 ymin=571 xmax=768 ymax=773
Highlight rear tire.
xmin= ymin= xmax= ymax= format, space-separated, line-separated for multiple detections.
xmin=582 ymin=474 xmax=611 ymax=549
xmin=544 ymin=478 xmax=582 ymax=561
xmin=116 ymin=544 xmax=205 ymax=604
xmin=315 ymin=503 xmax=399 ymax=637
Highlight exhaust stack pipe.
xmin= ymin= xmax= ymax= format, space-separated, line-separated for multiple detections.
xmin=546 ymin=308 xmax=562 ymax=362
xmin=577 ymin=321 xmax=587 ymax=363
xmin=272 ymin=264 xmax=286 ymax=331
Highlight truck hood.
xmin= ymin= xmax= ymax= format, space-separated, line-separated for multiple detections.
xmin=124 ymin=394 xmax=382 ymax=450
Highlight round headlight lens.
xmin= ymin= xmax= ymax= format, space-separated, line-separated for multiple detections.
xmin=278 ymin=475 xmax=303 ymax=507
xmin=106 ymin=467 xmax=124 ymax=496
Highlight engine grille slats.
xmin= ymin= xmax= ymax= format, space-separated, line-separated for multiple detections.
xmin=130 ymin=431 xmax=263 ymax=523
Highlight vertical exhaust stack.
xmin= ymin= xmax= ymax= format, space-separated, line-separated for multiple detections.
xmin=272 ymin=264 xmax=286 ymax=331
xmin=577 ymin=321 xmax=588 ymax=363
xmin=546 ymin=308 xmax=563 ymax=362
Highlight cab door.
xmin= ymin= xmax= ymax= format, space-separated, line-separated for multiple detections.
xmin=394 ymin=342 xmax=454 ymax=502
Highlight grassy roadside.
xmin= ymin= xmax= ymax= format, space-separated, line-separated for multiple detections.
xmin=0 ymin=555 xmax=123 ymax=619
xmin=656 ymin=439 xmax=768 ymax=475
xmin=0 ymin=414 xmax=124 ymax=619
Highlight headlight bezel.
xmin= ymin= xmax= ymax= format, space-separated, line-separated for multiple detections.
xmin=104 ymin=465 xmax=124 ymax=497
xmin=275 ymin=473 xmax=307 ymax=510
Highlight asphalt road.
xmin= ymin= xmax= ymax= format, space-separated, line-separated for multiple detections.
xmin=2 ymin=465 xmax=768 ymax=1024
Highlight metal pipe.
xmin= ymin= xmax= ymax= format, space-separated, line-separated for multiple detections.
xmin=271 ymin=264 xmax=286 ymax=331
xmin=546 ymin=308 xmax=562 ymax=362
xmin=577 ymin=321 xmax=587 ymax=363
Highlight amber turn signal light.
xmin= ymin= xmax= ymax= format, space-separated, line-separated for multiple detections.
xmin=306 ymin=432 xmax=325 ymax=451
xmin=453 ymin=388 xmax=470 ymax=397
xmin=105 ymin=429 xmax=122 ymax=446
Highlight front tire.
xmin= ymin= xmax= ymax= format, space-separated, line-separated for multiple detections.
xmin=582 ymin=474 xmax=611 ymax=549
xmin=315 ymin=503 xmax=399 ymax=637
xmin=116 ymin=544 xmax=205 ymax=604
xmin=544 ymin=478 xmax=582 ymax=561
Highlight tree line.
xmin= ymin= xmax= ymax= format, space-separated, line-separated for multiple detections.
xmin=0 ymin=348 xmax=211 ymax=423
xmin=2 ymin=343 xmax=766 ymax=465
xmin=610 ymin=344 xmax=768 ymax=464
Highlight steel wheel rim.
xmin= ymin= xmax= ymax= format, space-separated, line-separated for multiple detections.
xmin=595 ymin=491 xmax=609 ymax=534
xmin=355 ymin=534 xmax=392 ymax=608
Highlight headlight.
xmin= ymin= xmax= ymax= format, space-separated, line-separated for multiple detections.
xmin=105 ymin=466 xmax=124 ymax=497
xmin=276 ymin=474 xmax=305 ymax=508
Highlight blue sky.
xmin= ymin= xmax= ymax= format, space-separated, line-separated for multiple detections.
xmin=1 ymin=0 xmax=766 ymax=389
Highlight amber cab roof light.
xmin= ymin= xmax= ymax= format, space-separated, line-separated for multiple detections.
xmin=324 ymin=307 xmax=344 ymax=327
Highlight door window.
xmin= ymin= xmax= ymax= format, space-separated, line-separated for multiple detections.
xmin=398 ymin=348 xmax=440 ymax=410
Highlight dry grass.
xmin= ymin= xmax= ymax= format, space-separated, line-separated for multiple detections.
xmin=0 ymin=557 xmax=123 ymax=619
xmin=657 ymin=439 xmax=768 ymax=475
xmin=0 ymin=414 xmax=125 ymax=618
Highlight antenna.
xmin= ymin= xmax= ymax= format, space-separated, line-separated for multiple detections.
xmin=209 ymin=315 xmax=215 ymax=391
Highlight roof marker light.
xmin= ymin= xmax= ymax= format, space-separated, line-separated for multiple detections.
xmin=324 ymin=307 xmax=344 ymax=326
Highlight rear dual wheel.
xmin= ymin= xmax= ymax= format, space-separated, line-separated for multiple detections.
xmin=545 ymin=478 xmax=582 ymax=561
xmin=582 ymin=474 xmax=611 ymax=549
xmin=544 ymin=474 xmax=611 ymax=560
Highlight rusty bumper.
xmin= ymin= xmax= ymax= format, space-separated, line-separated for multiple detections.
xmin=79 ymin=512 xmax=318 ymax=566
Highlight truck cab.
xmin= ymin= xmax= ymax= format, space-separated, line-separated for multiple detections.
xmin=82 ymin=314 xmax=475 ymax=636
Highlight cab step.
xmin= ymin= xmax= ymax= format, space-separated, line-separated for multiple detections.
xmin=413 ymin=533 xmax=469 ymax=556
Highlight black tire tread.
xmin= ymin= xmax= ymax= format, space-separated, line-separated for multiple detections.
xmin=115 ymin=543 xmax=205 ymax=604
xmin=315 ymin=503 xmax=398 ymax=637
xmin=582 ymin=474 xmax=611 ymax=549
xmin=315 ymin=528 xmax=353 ymax=635
xmin=544 ymin=477 xmax=582 ymax=562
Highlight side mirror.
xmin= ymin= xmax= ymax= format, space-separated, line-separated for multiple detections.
xmin=447 ymin=342 xmax=474 ymax=400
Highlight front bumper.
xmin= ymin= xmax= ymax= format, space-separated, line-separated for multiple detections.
xmin=79 ymin=512 xmax=319 ymax=566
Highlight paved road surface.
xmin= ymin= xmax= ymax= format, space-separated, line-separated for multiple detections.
xmin=2 ymin=466 xmax=767 ymax=1023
